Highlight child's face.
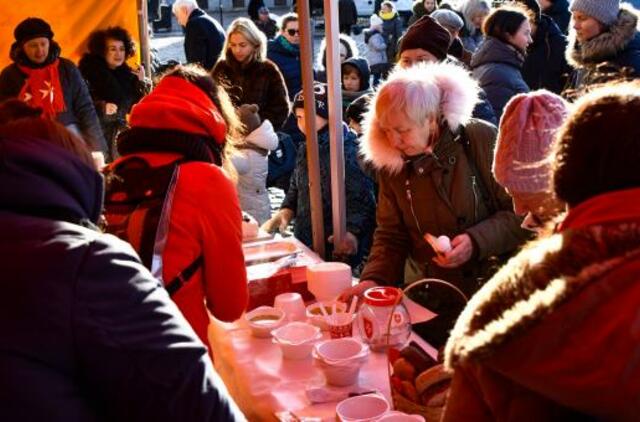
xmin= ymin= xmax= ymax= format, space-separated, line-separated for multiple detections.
xmin=342 ymin=71 xmax=361 ymax=92
xmin=381 ymin=4 xmax=392 ymax=13
xmin=295 ymin=108 xmax=328 ymax=134
xmin=348 ymin=119 xmax=362 ymax=135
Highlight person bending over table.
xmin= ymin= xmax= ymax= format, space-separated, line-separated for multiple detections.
xmin=339 ymin=62 xmax=528 ymax=347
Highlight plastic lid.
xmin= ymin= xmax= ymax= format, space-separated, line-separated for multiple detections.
xmin=363 ymin=287 xmax=402 ymax=307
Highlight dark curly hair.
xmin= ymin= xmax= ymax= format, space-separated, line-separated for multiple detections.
xmin=87 ymin=26 xmax=136 ymax=59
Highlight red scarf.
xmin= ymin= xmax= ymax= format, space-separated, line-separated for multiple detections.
xmin=17 ymin=58 xmax=66 ymax=119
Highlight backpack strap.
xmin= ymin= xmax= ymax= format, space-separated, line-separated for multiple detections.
xmin=165 ymin=254 xmax=204 ymax=296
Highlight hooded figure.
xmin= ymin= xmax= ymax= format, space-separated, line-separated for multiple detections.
xmin=351 ymin=62 xmax=528 ymax=347
xmin=341 ymin=57 xmax=373 ymax=114
xmin=565 ymin=1 xmax=640 ymax=93
xmin=104 ymin=66 xmax=249 ymax=350
xmin=0 ymin=105 xmax=245 ymax=421
xmin=0 ymin=17 xmax=107 ymax=153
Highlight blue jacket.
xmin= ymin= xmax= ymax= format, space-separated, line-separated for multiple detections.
xmin=185 ymin=8 xmax=226 ymax=71
xmin=0 ymin=137 xmax=245 ymax=421
xmin=471 ymin=37 xmax=529 ymax=121
xmin=281 ymin=125 xmax=376 ymax=268
xmin=268 ymin=36 xmax=303 ymax=101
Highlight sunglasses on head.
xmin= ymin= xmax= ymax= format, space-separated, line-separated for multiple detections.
xmin=286 ymin=28 xmax=300 ymax=36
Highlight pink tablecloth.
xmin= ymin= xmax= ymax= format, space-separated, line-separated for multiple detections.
xmin=208 ymin=318 xmax=436 ymax=422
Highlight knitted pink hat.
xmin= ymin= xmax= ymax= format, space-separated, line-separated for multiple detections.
xmin=493 ymin=90 xmax=569 ymax=193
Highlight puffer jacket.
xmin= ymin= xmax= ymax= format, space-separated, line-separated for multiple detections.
xmin=212 ymin=56 xmax=289 ymax=130
xmin=471 ymin=36 xmax=529 ymax=121
xmin=364 ymin=28 xmax=388 ymax=68
xmin=281 ymin=124 xmax=376 ymax=269
xmin=184 ymin=8 xmax=226 ymax=71
xmin=0 ymin=136 xmax=246 ymax=421
xmin=544 ymin=0 xmax=570 ymax=34
xmin=230 ymin=120 xmax=279 ymax=224
xmin=360 ymin=63 xmax=527 ymax=297
xmin=522 ymin=15 xmax=571 ymax=94
xmin=268 ymin=35 xmax=303 ymax=101
xmin=444 ymin=188 xmax=640 ymax=421
xmin=565 ymin=5 xmax=640 ymax=93
xmin=0 ymin=43 xmax=107 ymax=153
xmin=381 ymin=11 xmax=404 ymax=62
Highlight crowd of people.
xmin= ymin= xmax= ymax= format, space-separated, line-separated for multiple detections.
xmin=2 ymin=0 xmax=640 ymax=419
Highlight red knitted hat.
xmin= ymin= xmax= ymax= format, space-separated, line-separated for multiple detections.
xmin=493 ymin=90 xmax=569 ymax=193
xmin=129 ymin=76 xmax=227 ymax=144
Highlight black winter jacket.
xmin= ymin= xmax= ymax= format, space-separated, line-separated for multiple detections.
xmin=544 ymin=0 xmax=570 ymax=34
xmin=0 ymin=44 xmax=107 ymax=153
xmin=185 ymin=8 xmax=226 ymax=71
xmin=0 ymin=136 xmax=245 ymax=422
xmin=471 ymin=37 xmax=529 ymax=121
xmin=522 ymin=15 xmax=571 ymax=94
xmin=212 ymin=57 xmax=289 ymax=130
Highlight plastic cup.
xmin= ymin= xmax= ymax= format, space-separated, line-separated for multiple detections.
xmin=328 ymin=313 xmax=356 ymax=339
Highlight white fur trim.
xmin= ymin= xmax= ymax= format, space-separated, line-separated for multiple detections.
xmin=360 ymin=62 xmax=480 ymax=174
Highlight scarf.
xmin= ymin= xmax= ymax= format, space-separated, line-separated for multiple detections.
xmin=276 ymin=35 xmax=300 ymax=55
xmin=17 ymin=58 xmax=66 ymax=119
xmin=379 ymin=10 xmax=396 ymax=21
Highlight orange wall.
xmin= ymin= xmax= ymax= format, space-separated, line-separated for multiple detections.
xmin=0 ymin=0 xmax=140 ymax=69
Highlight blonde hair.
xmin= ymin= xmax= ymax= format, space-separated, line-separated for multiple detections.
xmin=222 ymin=17 xmax=267 ymax=63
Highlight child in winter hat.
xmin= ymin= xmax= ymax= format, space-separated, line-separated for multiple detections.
xmin=293 ymin=82 xmax=329 ymax=121
xmin=569 ymin=0 xmax=619 ymax=26
xmin=493 ymin=90 xmax=570 ymax=230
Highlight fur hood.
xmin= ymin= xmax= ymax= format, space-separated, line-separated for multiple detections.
xmin=445 ymin=218 xmax=640 ymax=370
xmin=360 ymin=62 xmax=479 ymax=174
xmin=566 ymin=5 xmax=640 ymax=67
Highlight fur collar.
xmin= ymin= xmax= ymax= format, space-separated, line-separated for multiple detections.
xmin=360 ymin=62 xmax=479 ymax=175
xmin=445 ymin=221 xmax=640 ymax=369
xmin=566 ymin=5 xmax=639 ymax=67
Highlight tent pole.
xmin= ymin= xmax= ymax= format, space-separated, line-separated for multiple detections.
xmin=323 ymin=0 xmax=346 ymax=255
xmin=137 ymin=0 xmax=152 ymax=78
xmin=297 ymin=0 xmax=325 ymax=259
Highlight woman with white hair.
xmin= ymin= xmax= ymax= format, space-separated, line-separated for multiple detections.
xmin=459 ymin=0 xmax=491 ymax=52
xmin=212 ymin=17 xmax=289 ymax=130
xmin=340 ymin=62 xmax=527 ymax=346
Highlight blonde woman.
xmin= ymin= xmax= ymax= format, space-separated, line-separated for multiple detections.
xmin=212 ymin=17 xmax=289 ymax=129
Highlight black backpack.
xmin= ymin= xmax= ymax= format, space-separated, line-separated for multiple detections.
xmin=103 ymin=156 xmax=202 ymax=296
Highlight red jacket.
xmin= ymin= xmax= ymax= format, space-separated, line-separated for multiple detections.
xmin=443 ymin=188 xmax=640 ymax=421
xmin=112 ymin=152 xmax=248 ymax=348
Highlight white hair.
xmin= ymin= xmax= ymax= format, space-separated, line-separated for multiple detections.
xmin=172 ymin=0 xmax=199 ymax=13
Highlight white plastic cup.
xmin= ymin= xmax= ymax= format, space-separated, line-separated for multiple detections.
xmin=274 ymin=292 xmax=306 ymax=322
xmin=306 ymin=262 xmax=352 ymax=302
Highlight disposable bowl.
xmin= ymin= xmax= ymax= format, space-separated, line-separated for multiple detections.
xmin=244 ymin=306 xmax=285 ymax=338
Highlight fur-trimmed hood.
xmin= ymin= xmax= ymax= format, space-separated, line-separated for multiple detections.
xmin=445 ymin=188 xmax=640 ymax=370
xmin=360 ymin=62 xmax=479 ymax=174
xmin=566 ymin=5 xmax=640 ymax=67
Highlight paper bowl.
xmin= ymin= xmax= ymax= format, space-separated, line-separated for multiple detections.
xmin=336 ymin=394 xmax=390 ymax=421
xmin=306 ymin=301 xmax=347 ymax=330
xmin=272 ymin=322 xmax=322 ymax=360
xmin=244 ymin=306 xmax=286 ymax=338
xmin=313 ymin=338 xmax=369 ymax=386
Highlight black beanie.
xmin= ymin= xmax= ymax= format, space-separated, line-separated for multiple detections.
xmin=14 ymin=17 xmax=54 ymax=44
xmin=398 ymin=15 xmax=451 ymax=61
xmin=293 ymin=82 xmax=329 ymax=120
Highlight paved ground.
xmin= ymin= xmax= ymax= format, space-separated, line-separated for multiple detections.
xmin=150 ymin=6 xmax=366 ymax=65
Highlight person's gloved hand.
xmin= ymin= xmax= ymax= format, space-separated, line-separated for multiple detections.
xmin=260 ymin=208 xmax=294 ymax=234
xmin=328 ymin=231 xmax=358 ymax=256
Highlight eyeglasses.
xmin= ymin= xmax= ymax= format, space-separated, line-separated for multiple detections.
xmin=286 ymin=29 xmax=300 ymax=36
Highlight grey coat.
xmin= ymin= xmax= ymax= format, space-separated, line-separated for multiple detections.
xmin=471 ymin=37 xmax=529 ymax=121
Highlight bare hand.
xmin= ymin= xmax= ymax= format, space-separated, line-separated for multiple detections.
xmin=134 ymin=65 xmax=145 ymax=81
xmin=338 ymin=279 xmax=378 ymax=304
xmin=432 ymin=233 xmax=473 ymax=269
xmin=328 ymin=231 xmax=358 ymax=256
xmin=105 ymin=103 xmax=118 ymax=115
xmin=260 ymin=208 xmax=294 ymax=233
